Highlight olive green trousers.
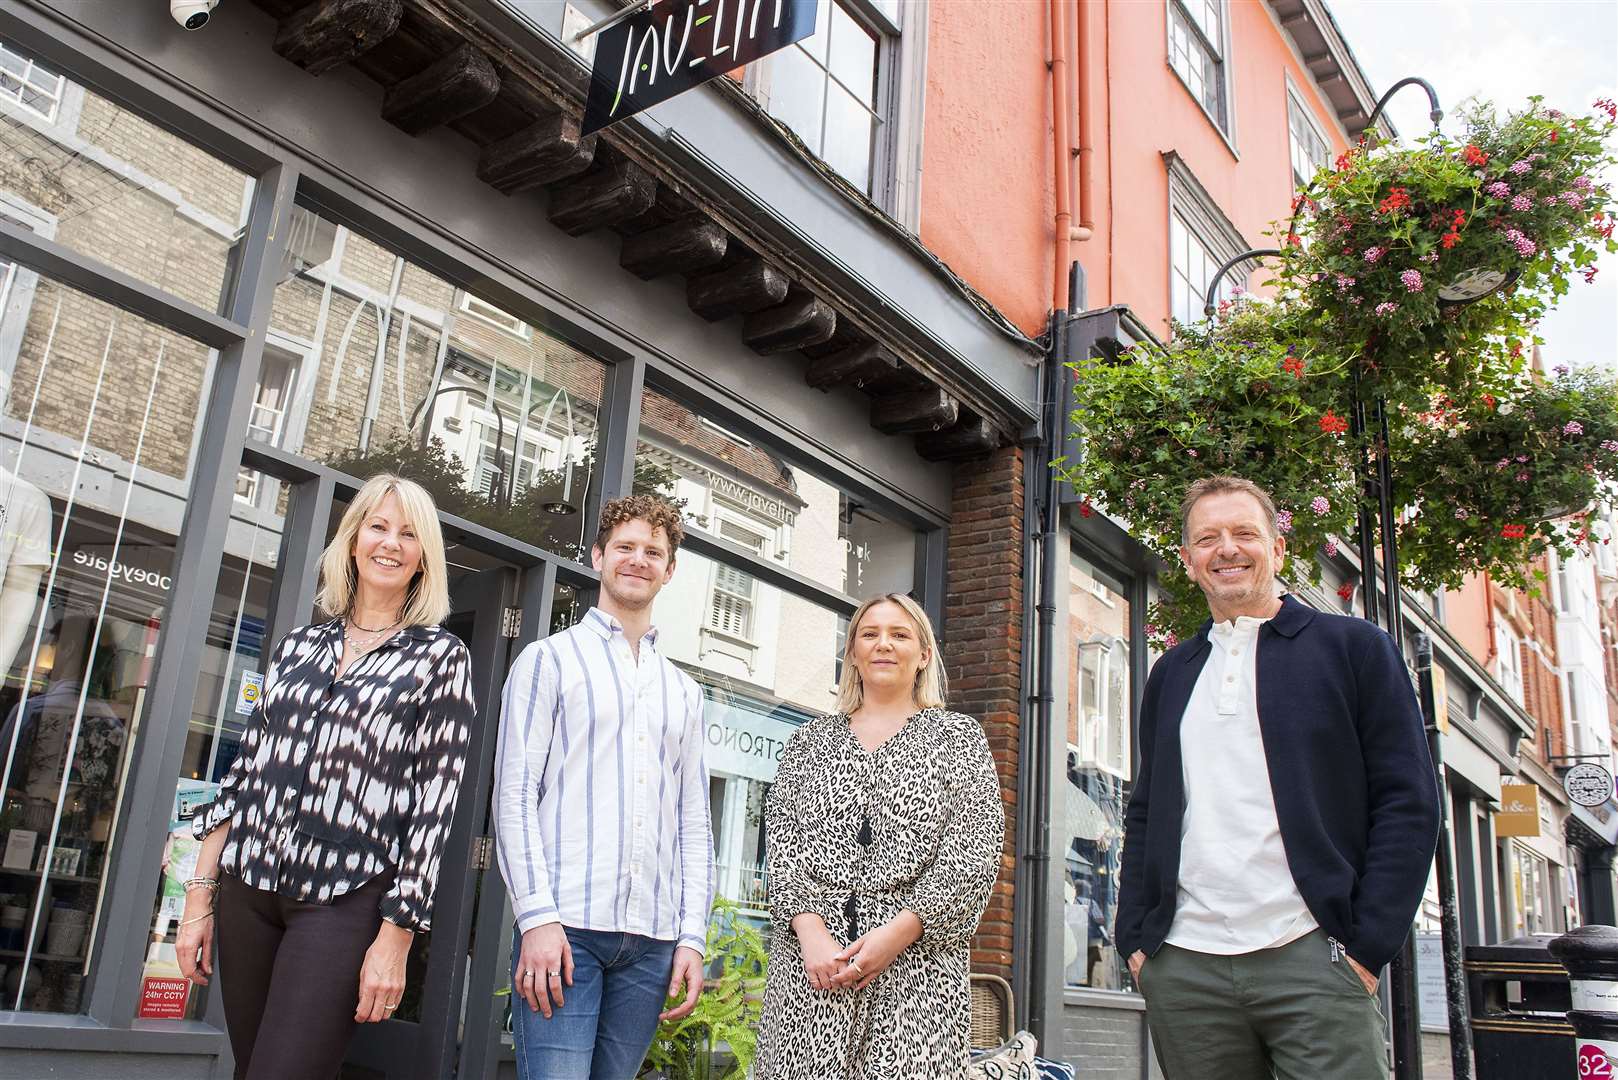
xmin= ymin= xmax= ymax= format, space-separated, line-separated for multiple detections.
xmin=1137 ymin=929 xmax=1390 ymax=1080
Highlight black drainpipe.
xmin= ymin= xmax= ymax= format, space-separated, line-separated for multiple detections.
xmin=1018 ymin=262 xmax=1082 ymax=1046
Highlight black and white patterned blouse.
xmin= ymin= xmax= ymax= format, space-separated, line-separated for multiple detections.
xmin=194 ymin=618 xmax=475 ymax=933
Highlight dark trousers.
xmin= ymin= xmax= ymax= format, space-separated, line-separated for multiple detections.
xmin=215 ymin=873 xmax=390 ymax=1080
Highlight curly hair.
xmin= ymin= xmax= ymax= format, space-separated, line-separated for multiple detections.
xmin=593 ymin=494 xmax=686 ymax=557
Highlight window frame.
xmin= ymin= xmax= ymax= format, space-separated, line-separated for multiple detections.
xmin=743 ymin=0 xmax=903 ymax=208
xmin=1165 ymin=0 xmax=1234 ymax=140
xmin=0 ymin=40 xmax=65 ymax=123
xmin=1286 ymin=79 xmax=1331 ymax=193
xmin=1164 ymin=152 xmax=1252 ymax=331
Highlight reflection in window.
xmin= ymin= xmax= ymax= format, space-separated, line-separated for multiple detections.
xmin=0 ymin=276 xmax=213 ymax=1014
xmin=267 ymin=208 xmax=609 ymax=562
xmin=1287 ymin=89 xmax=1330 ymax=192
xmin=635 ymin=388 xmax=917 ymax=601
xmin=1064 ymin=552 xmax=1133 ymax=991
xmin=0 ymin=43 xmax=63 ymax=123
xmin=749 ymin=0 xmax=881 ymax=194
xmin=0 ymin=39 xmax=254 ymax=314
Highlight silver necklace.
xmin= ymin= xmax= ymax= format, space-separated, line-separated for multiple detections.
xmin=344 ymin=616 xmax=401 ymax=655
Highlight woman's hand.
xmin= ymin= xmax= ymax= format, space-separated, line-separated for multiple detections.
xmin=791 ymin=913 xmax=846 ymax=991
xmin=176 ymin=890 xmax=215 ymax=984
xmin=830 ymin=909 xmax=923 ymax=991
xmin=355 ymin=920 xmax=413 ymax=1023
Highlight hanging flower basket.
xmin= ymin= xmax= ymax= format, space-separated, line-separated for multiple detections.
xmin=1392 ymin=368 xmax=1618 ymax=592
xmin=1062 ymin=309 xmax=1358 ymax=646
xmin=1279 ymin=98 xmax=1618 ymax=406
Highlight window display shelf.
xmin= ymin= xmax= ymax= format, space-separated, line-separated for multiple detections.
xmin=0 ymin=866 xmax=99 ymax=884
xmin=0 ymin=948 xmax=83 ymax=963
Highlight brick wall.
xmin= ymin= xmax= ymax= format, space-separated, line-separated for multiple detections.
xmin=944 ymin=444 xmax=1024 ymax=980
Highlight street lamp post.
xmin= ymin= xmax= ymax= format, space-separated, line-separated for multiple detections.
xmin=1199 ymin=75 xmax=1493 ymax=1079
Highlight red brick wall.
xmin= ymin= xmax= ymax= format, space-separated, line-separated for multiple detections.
xmin=944 ymin=445 xmax=1024 ymax=980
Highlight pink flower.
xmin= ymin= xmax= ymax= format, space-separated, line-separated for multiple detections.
xmin=1574 ymin=175 xmax=1594 ymax=192
xmin=1363 ymin=246 xmax=1385 ymax=263
xmin=1311 ymin=496 xmax=1330 ymax=515
xmin=1375 ymin=301 xmax=1399 ymax=315
xmin=1517 ymin=454 xmax=1530 ymax=462
xmin=1565 ymin=420 xmax=1585 ymax=435
xmin=1335 ymin=274 xmax=1356 ymax=291
xmin=1516 ymin=470 xmax=1531 ymax=482
xmin=1455 ymin=508 xmax=1470 ymax=520
xmin=1400 ymin=269 xmax=1424 ymax=292
xmin=1325 ymin=539 xmax=1338 ymax=557
xmin=1564 ymin=192 xmax=1587 ymax=208
xmin=1485 ymin=181 xmax=1512 ymax=198
xmin=1511 ymin=194 xmax=1533 ymax=211
xmin=1276 ymin=510 xmax=1294 ymax=534
xmin=1601 ymin=440 xmax=1618 ymax=452
xmin=1187 ymin=448 xmax=1198 ymax=457
xmin=1508 ymin=161 xmax=1533 ymax=175
xmin=1420 ymin=252 xmax=1440 ymax=263
xmin=1555 ymin=364 xmax=1571 ymax=376
xmin=1496 ymin=458 xmax=1511 ymax=470
xmin=1503 ymin=228 xmax=1537 ymax=256
xmin=1349 ymin=296 xmax=1363 ymax=306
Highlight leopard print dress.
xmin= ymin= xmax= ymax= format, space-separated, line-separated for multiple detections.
xmin=755 ymin=707 xmax=1005 ymax=1079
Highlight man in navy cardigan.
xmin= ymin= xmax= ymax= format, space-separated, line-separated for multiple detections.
xmin=1116 ymin=476 xmax=1439 ymax=1079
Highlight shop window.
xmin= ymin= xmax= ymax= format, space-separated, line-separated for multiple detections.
xmin=266 ymin=206 xmax=609 ymax=562
xmin=1062 ymin=551 xmax=1135 ymax=992
xmin=746 ymin=0 xmax=884 ymax=195
xmin=0 ymin=43 xmax=63 ymax=124
xmin=235 ymin=344 xmax=301 ymax=507
xmin=1512 ymin=841 xmax=1556 ymax=934
xmin=1167 ymin=0 xmax=1229 ymax=132
xmin=635 ymin=386 xmax=919 ymax=602
xmin=0 ymin=274 xmax=214 ymax=1014
xmin=0 ymin=42 xmax=253 ymax=315
xmin=1287 ymin=86 xmax=1330 ymax=192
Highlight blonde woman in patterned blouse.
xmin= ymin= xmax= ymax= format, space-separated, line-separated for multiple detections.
xmin=176 ymin=474 xmax=475 ymax=1080
xmin=756 ymin=593 xmax=1005 ymax=1078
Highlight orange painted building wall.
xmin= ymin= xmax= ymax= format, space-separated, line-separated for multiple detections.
xmin=919 ymin=1 xmax=1358 ymax=340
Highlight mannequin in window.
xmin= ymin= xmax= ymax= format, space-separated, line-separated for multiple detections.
xmin=0 ymin=368 xmax=51 ymax=677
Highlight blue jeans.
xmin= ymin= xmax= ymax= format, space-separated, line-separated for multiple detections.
xmin=510 ymin=925 xmax=676 ymax=1080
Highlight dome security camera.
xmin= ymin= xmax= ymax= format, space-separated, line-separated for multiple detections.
xmin=170 ymin=0 xmax=220 ymax=30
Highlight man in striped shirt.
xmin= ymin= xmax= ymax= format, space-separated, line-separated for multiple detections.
xmin=493 ymin=494 xmax=715 ymax=1079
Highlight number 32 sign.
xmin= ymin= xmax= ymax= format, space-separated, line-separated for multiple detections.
xmin=1582 ymin=1042 xmax=1617 ymax=1077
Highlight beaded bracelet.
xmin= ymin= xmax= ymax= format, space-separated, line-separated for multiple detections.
xmin=181 ymin=877 xmax=219 ymax=893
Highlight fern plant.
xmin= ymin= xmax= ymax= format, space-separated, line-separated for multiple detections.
xmin=640 ymin=897 xmax=769 ymax=1080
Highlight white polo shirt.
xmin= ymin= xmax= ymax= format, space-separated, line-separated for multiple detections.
xmin=1165 ymin=614 xmax=1317 ymax=954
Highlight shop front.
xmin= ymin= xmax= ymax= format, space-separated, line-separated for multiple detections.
xmin=0 ymin=1 xmax=1041 ymax=1075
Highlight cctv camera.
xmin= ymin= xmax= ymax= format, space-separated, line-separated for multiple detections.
xmin=170 ymin=0 xmax=219 ymax=30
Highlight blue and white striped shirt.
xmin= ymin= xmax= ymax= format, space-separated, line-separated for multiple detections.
xmin=492 ymin=607 xmax=715 ymax=954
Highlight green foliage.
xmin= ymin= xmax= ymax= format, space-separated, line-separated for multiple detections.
xmin=639 ymin=898 xmax=768 ymax=1080
xmin=1063 ymin=97 xmax=1618 ymax=644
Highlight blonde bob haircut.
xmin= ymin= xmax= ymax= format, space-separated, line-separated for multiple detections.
xmin=835 ymin=593 xmax=948 ymax=715
xmin=315 ymin=474 xmax=451 ymax=627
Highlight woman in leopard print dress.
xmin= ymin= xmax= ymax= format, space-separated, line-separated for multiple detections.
xmin=756 ymin=594 xmax=1004 ymax=1079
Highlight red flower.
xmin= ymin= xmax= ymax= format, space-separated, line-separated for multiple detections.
xmin=1500 ymin=524 xmax=1527 ymax=540
xmin=1337 ymin=583 xmax=1355 ymax=601
xmin=1282 ymin=355 xmax=1306 ymax=378
xmin=1079 ymin=499 xmax=1094 ymax=518
xmin=1598 ymin=97 xmax=1618 ymax=121
xmin=1584 ymin=266 xmax=1600 ymax=284
xmin=1551 ymin=128 xmax=1560 ymax=143
xmin=1441 ymin=232 xmax=1460 ymax=249
xmin=1377 ymin=186 xmax=1413 ymax=215
xmin=1483 ymin=394 xmax=1497 ymax=410
xmin=1462 ymin=144 xmax=1489 ymax=166
xmin=1319 ymin=410 xmax=1350 ymax=435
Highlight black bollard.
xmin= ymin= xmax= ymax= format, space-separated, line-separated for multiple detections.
xmin=1551 ymin=926 xmax=1618 ymax=1077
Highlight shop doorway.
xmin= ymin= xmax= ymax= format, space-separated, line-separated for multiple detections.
xmin=340 ymin=563 xmax=520 ymax=1080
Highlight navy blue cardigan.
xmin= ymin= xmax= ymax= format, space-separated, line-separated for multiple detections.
xmin=1114 ymin=595 xmax=1440 ymax=972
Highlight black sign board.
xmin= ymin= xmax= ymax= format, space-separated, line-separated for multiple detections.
xmin=581 ymin=0 xmax=819 ymax=136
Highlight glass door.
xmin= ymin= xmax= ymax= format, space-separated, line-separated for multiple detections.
xmin=340 ymin=564 xmax=519 ymax=1080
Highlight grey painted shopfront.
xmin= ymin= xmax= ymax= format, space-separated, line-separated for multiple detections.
xmin=0 ymin=1 xmax=1047 ymax=1076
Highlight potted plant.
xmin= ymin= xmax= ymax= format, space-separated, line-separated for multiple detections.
xmin=639 ymin=898 xmax=767 ymax=1080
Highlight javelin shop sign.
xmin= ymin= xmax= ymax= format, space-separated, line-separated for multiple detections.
xmin=581 ymin=0 xmax=819 ymax=136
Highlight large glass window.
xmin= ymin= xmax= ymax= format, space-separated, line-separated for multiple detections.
xmin=0 ymin=38 xmax=254 ymax=315
xmin=0 ymin=275 xmax=214 ymax=1014
xmin=1168 ymin=0 xmax=1228 ymax=132
xmin=635 ymin=386 xmax=917 ymax=602
xmin=1062 ymin=551 xmax=1134 ymax=992
xmin=266 ymin=207 xmax=610 ymax=562
xmin=748 ymin=0 xmax=883 ymax=195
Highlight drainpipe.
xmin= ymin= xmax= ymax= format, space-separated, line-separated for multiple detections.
xmin=1074 ymin=0 xmax=1095 ymax=237
xmin=1021 ymin=263 xmax=1082 ymax=1047
xmin=1051 ymin=0 xmax=1092 ymax=312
